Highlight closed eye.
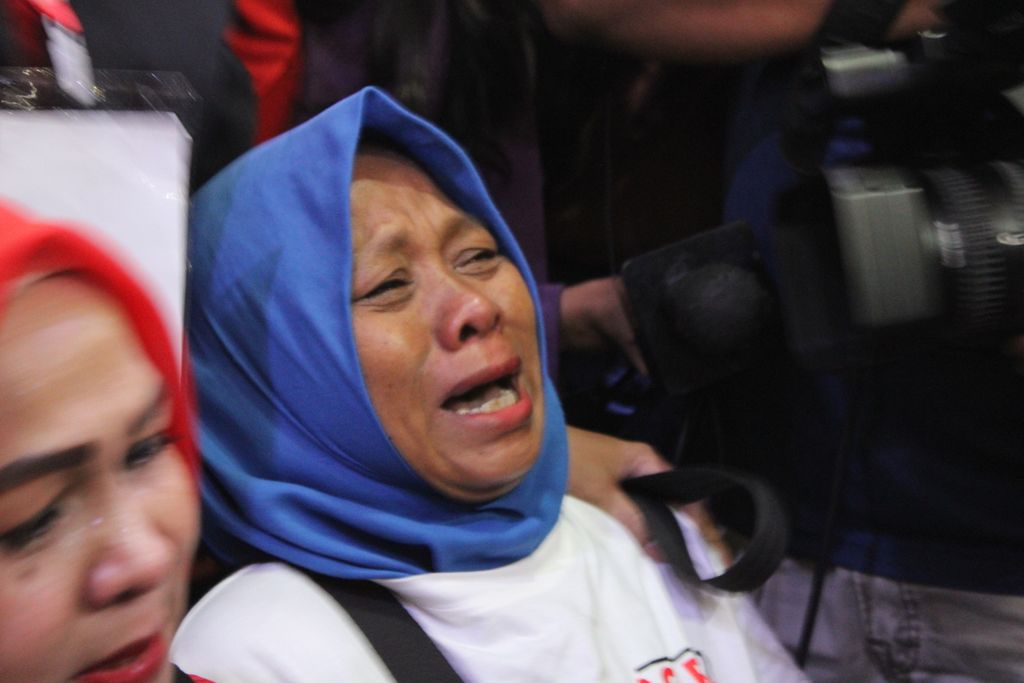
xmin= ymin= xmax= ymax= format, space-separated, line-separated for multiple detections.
xmin=456 ymin=248 xmax=502 ymax=276
xmin=0 ymin=504 xmax=62 ymax=553
xmin=125 ymin=432 xmax=178 ymax=470
xmin=364 ymin=278 xmax=408 ymax=298
xmin=354 ymin=274 xmax=414 ymax=307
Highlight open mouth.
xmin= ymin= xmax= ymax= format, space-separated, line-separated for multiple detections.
xmin=442 ymin=372 xmax=520 ymax=415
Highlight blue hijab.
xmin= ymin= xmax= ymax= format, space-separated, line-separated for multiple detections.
xmin=188 ymin=87 xmax=568 ymax=579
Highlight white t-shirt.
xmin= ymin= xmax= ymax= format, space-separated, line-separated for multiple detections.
xmin=172 ymin=497 xmax=806 ymax=683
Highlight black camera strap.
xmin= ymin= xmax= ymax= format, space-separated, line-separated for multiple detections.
xmin=623 ymin=466 xmax=789 ymax=593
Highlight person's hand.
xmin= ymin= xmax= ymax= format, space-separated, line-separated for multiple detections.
xmin=566 ymin=426 xmax=670 ymax=544
xmin=886 ymin=0 xmax=947 ymax=41
xmin=567 ymin=426 xmax=732 ymax=562
xmin=559 ymin=276 xmax=648 ymax=374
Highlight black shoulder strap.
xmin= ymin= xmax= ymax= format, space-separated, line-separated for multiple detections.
xmin=302 ymin=467 xmax=782 ymax=681
xmin=623 ymin=466 xmax=788 ymax=593
xmin=307 ymin=573 xmax=464 ymax=682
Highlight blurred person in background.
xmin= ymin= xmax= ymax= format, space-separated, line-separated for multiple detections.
xmin=0 ymin=201 xmax=208 ymax=682
xmin=541 ymin=2 xmax=1024 ymax=682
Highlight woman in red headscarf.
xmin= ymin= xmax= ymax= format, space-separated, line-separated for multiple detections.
xmin=0 ymin=201 xmax=208 ymax=683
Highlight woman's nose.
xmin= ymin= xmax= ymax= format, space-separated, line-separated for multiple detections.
xmin=84 ymin=502 xmax=174 ymax=609
xmin=436 ymin=280 xmax=501 ymax=350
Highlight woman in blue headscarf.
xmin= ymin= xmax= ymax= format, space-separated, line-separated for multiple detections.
xmin=171 ymin=87 xmax=802 ymax=682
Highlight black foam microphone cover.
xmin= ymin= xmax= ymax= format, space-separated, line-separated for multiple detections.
xmin=664 ymin=262 xmax=775 ymax=356
xmin=621 ymin=221 xmax=779 ymax=394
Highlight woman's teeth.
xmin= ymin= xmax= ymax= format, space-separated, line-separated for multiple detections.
xmin=446 ymin=377 xmax=520 ymax=415
xmin=455 ymin=385 xmax=519 ymax=415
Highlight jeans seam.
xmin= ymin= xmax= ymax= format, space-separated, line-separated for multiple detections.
xmin=853 ymin=572 xmax=888 ymax=678
xmin=892 ymin=581 xmax=921 ymax=678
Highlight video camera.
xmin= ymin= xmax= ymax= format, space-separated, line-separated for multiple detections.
xmin=622 ymin=0 xmax=1024 ymax=393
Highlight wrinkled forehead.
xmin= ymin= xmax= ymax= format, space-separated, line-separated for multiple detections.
xmin=349 ymin=144 xmax=497 ymax=251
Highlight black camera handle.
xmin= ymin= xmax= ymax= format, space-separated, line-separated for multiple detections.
xmin=623 ymin=466 xmax=789 ymax=593
xmin=792 ymin=366 xmax=872 ymax=669
xmin=781 ymin=0 xmax=911 ymax=173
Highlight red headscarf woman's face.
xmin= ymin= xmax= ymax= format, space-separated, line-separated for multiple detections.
xmin=0 ymin=205 xmax=198 ymax=683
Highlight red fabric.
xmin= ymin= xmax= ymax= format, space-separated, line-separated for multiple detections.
xmin=5 ymin=0 xmax=49 ymax=65
xmin=25 ymin=0 xmax=82 ymax=32
xmin=228 ymin=0 xmax=302 ymax=143
xmin=0 ymin=200 xmax=199 ymax=482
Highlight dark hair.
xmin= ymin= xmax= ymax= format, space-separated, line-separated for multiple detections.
xmin=300 ymin=0 xmax=539 ymax=177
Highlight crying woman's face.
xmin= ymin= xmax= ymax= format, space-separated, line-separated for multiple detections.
xmin=0 ymin=277 xmax=198 ymax=683
xmin=349 ymin=148 xmax=545 ymax=502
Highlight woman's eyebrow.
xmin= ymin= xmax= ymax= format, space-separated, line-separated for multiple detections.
xmin=0 ymin=384 xmax=168 ymax=492
xmin=127 ymin=383 xmax=169 ymax=436
xmin=356 ymin=214 xmax=488 ymax=263
xmin=442 ymin=214 xmax=489 ymax=244
xmin=0 ymin=445 xmax=92 ymax=493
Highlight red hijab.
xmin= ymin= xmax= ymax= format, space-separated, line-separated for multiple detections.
xmin=0 ymin=200 xmax=198 ymax=479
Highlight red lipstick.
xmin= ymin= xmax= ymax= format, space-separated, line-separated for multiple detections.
xmin=73 ymin=634 xmax=167 ymax=683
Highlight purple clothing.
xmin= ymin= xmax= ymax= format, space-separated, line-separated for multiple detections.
xmin=538 ymin=282 xmax=564 ymax=380
xmin=298 ymin=0 xmax=560 ymax=377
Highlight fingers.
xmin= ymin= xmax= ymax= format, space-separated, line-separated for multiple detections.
xmin=887 ymin=0 xmax=947 ymax=40
xmin=566 ymin=426 xmax=671 ymax=550
xmin=609 ymin=276 xmax=649 ymax=374
xmin=617 ymin=438 xmax=671 ymax=478
xmin=559 ymin=276 xmax=648 ymax=373
xmin=680 ymin=501 xmax=733 ymax=564
xmin=607 ymin=489 xmax=653 ymax=547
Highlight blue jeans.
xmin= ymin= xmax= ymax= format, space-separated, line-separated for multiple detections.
xmin=756 ymin=558 xmax=1024 ymax=683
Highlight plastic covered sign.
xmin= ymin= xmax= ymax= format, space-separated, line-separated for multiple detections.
xmin=0 ymin=68 xmax=195 ymax=355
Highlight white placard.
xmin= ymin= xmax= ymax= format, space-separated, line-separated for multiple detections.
xmin=0 ymin=109 xmax=192 ymax=353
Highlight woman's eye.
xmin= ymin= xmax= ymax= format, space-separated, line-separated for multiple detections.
xmin=0 ymin=505 xmax=61 ymax=552
xmin=125 ymin=432 xmax=177 ymax=469
xmin=356 ymin=277 xmax=412 ymax=304
xmin=456 ymin=248 xmax=501 ymax=275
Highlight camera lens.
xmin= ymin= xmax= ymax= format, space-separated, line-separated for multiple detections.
xmin=922 ymin=160 xmax=1024 ymax=334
